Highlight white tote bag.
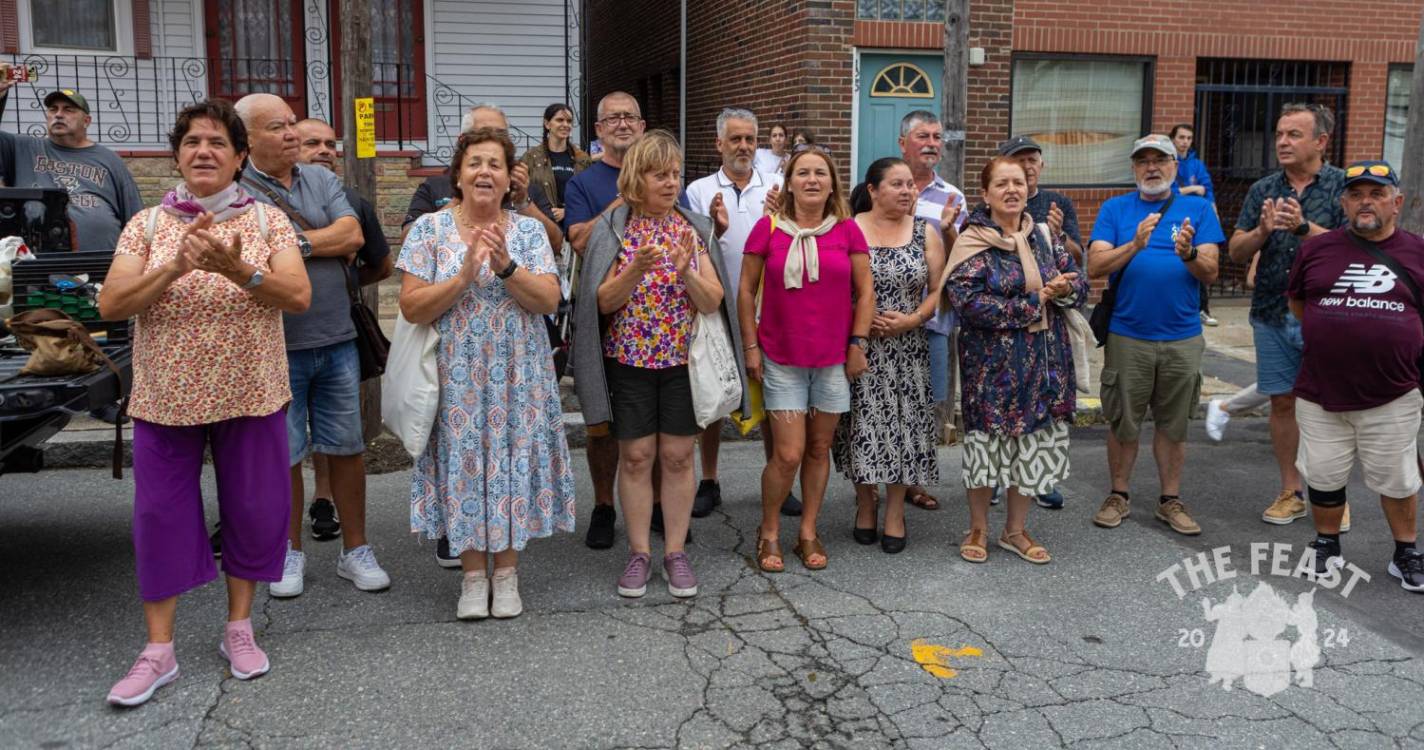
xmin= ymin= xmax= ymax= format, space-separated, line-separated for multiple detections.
xmin=381 ymin=312 xmax=440 ymax=457
xmin=688 ymin=310 xmax=743 ymax=429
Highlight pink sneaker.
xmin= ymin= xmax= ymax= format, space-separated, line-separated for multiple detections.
xmin=218 ymin=619 xmax=270 ymax=680
xmin=107 ymin=643 xmax=179 ymax=707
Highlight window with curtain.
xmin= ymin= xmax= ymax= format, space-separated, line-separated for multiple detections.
xmin=857 ymin=0 xmax=945 ymax=21
xmin=1011 ymin=57 xmax=1152 ymax=186
xmin=32 ymin=0 xmax=116 ymax=50
xmin=1385 ymin=66 xmax=1412 ymax=176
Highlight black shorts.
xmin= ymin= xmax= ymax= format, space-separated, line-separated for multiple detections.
xmin=605 ymin=359 xmax=700 ymax=440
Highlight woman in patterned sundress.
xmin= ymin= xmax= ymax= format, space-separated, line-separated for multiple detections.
xmin=398 ymin=128 xmax=576 ymax=621
xmin=834 ymin=157 xmax=946 ymax=554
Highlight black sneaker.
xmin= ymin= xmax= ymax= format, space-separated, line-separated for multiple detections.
xmin=1388 ymin=550 xmax=1424 ymax=593
xmin=435 ymin=536 xmax=462 ymax=568
xmin=780 ymin=493 xmax=803 ymax=517
xmin=692 ymin=480 xmax=722 ymax=518
xmin=308 ymin=498 xmax=341 ymax=541
xmin=650 ymin=504 xmax=691 ymax=543
xmin=1303 ymin=536 xmax=1344 ymax=581
xmin=586 ymin=504 xmax=617 ymax=550
xmin=210 ymin=523 xmax=222 ymax=558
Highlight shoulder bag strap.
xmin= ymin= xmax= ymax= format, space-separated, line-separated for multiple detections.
xmin=240 ymin=175 xmax=315 ymax=233
xmin=1346 ymin=231 xmax=1423 ymax=309
xmin=144 ymin=207 xmax=160 ymax=249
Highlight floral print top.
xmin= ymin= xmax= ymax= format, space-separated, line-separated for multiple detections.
xmin=114 ymin=206 xmax=297 ymax=426
xmin=603 ymin=212 xmax=703 ymax=369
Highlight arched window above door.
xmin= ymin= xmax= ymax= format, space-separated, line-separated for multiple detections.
xmin=869 ymin=63 xmax=934 ymax=98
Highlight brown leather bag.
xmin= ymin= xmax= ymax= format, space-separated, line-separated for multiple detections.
xmin=7 ymin=308 xmax=127 ymax=477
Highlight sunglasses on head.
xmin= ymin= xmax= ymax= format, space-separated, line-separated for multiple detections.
xmin=1345 ymin=164 xmax=1393 ymax=178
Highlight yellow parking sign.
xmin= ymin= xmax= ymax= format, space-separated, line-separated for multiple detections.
xmin=355 ymin=97 xmax=376 ymax=159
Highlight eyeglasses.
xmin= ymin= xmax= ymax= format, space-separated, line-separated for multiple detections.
xmin=598 ymin=114 xmax=642 ymax=126
xmin=1345 ymin=164 xmax=1393 ymax=178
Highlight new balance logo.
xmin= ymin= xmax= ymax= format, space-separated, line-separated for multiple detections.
xmin=1330 ymin=264 xmax=1396 ymax=294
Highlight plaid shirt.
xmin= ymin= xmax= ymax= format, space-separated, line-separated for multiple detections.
xmin=1236 ymin=164 xmax=1346 ymax=325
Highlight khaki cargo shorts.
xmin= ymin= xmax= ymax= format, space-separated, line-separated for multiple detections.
xmin=1100 ymin=333 xmax=1204 ymax=443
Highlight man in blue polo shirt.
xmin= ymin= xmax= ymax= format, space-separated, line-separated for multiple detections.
xmin=1087 ymin=134 xmax=1224 ymax=537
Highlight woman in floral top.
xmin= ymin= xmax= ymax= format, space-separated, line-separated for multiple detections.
xmin=573 ymin=131 xmax=733 ymax=601
xmin=943 ymin=157 xmax=1087 ymax=566
xmin=98 ymin=100 xmax=311 ymax=707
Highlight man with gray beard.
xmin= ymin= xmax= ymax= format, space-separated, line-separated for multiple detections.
xmin=1086 ymin=134 xmax=1224 ymax=537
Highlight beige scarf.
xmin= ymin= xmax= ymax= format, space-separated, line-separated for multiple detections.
xmin=774 ymin=214 xmax=839 ymax=290
xmin=936 ymin=212 xmax=1048 ymax=333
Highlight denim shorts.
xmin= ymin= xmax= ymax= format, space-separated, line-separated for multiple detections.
xmin=286 ymin=340 xmax=365 ymax=465
xmin=761 ymin=354 xmax=851 ymax=414
xmin=927 ymin=329 xmax=950 ymax=403
xmin=1251 ymin=317 xmax=1304 ymax=397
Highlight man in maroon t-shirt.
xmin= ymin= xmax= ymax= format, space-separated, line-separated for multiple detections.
xmin=1287 ymin=159 xmax=1424 ymax=593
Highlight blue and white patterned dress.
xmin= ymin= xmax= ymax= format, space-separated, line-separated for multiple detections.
xmin=396 ymin=210 xmax=576 ymax=553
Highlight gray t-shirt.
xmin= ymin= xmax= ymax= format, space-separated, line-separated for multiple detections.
xmin=242 ymin=162 xmax=358 ymax=351
xmin=0 ymin=133 xmax=144 ymax=251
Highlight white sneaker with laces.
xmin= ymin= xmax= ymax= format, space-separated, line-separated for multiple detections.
xmin=457 ymin=575 xmax=489 ymax=620
xmin=336 ymin=544 xmax=391 ymax=591
xmin=491 ymin=568 xmax=522 ymax=618
xmin=1205 ymin=398 xmax=1230 ymax=441
xmin=270 ymin=545 xmax=305 ymax=598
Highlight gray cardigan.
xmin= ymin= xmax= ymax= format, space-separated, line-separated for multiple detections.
xmin=573 ymin=205 xmax=750 ymax=428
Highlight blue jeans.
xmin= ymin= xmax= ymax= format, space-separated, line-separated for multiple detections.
xmin=285 ymin=340 xmax=365 ymax=466
xmin=928 ymin=330 xmax=950 ymax=403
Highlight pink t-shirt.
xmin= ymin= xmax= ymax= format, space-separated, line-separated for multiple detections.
xmin=743 ymin=215 xmax=868 ymax=368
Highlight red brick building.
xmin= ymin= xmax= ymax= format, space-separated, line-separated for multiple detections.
xmin=586 ymin=0 xmax=1419 ymax=291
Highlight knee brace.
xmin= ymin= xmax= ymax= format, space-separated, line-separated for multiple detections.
xmin=1308 ymin=486 xmax=1347 ymax=508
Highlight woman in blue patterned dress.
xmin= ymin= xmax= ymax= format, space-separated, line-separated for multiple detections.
xmin=397 ymin=128 xmax=576 ymax=620
xmin=943 ymin=156 xmax=1086 ymax=565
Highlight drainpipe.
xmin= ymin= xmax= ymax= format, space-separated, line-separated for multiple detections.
xmin=679 ymin=0 xmax=687 ymax=168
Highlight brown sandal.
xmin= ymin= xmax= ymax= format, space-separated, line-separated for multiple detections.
xmin=756 ymin=532 xmax=784 ymax=573
xmin=907 ymin=488 xmax=941 ymax=511
xmin=998 ymin=529 xmax=1051 ymax=564
xmin=793 ymin=537 xmax=828 ymax=570
xmin=960 ymin=529 xmax=989 ymax=563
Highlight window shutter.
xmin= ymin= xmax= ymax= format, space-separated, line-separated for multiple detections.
xmin=1 ymin=0 xmax=18 ymax=54
xmin=133 ymin=0 xmax=153 ymax=58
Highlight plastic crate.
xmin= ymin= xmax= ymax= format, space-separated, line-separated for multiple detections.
xmin=9 ymin=250 xmax=129 ymax=344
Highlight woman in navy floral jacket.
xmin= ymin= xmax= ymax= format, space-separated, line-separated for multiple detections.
xmin=942 ymin=156 xmax=1087 ymax=565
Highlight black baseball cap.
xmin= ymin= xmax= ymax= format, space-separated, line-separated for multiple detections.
xmin=997 ymin=135 xmax=1042 ymax=156
xmin=43 ymin=89 xmax=90 ymax=114
xmin=1342 ymin=160 xmax=1399 ymax=188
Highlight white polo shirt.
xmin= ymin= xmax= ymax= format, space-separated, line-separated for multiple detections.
xmin=686 ymin=166 xmax=783 ymax=297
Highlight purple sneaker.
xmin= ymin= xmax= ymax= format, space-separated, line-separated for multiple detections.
xmin=219 ymin=618 xmax=270 ymax=680
xmin=107 ymin=643 xmax=179 ymax=707
xmin=663 ymin=552 xmax=699 ymax=598
xmin=617 ymin=552 xmax=652 ymax=598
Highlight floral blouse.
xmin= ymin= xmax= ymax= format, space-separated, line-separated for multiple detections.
xmin=603 ymin=212 xmax=703 ymax=369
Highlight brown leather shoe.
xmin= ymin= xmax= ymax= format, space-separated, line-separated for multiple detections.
xmin=1156 ymin=498 xmax=1201 ymax=535
xmin=1092 ymin=493 xmax=1130 ymax=528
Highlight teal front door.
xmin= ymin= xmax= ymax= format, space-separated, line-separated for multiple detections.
xmin=856 ymin=53 xmax=944 ymax=181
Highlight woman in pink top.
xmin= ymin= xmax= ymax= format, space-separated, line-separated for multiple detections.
xmin=739 ymin=148 xmax=875 ymax=573
xmin=98 ymin=100 xmax=311 ymax=706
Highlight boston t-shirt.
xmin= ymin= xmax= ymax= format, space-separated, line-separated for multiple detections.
xmin=1089 ymin=192 xmax=1225 ymax=341
xmin=1287 ymin=227 xmax=1424 ymax=411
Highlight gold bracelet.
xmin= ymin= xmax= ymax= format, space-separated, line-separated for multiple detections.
xmin=744 ymin=343 xmax=759 ymax=351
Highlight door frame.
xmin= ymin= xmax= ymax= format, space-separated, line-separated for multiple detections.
xmin=328 ymin=0 xmax=428 ymax=140
xmin=202 ymin=0 xmax=308 ymax=115
xmin=852 ymin=48 xmax=945 ymax=180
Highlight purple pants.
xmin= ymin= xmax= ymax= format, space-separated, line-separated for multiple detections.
xmin=131 ymin=409 xmax=290 ymax=602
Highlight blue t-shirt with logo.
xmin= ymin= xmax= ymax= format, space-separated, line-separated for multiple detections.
xmin=1090 ymin=192 xmax=1225 ymax=341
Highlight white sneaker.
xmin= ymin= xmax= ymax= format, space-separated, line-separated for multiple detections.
xmin=1205 ymin=398 xmax=1230 ymax=441
xmin=491 ymin=568 xmax=523 ymax=618
xmin=336 ymin=545 xmax=391 ymax=591
xmin=270 ymin=546 xmax=305 ymax=598
xmin=1201 ymin=311 xmax=1219 ymax=326
xmin=457 ymin=575 xmax=489 ymax=620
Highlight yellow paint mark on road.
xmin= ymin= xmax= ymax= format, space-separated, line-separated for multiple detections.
xmin=1079 ymin=397 xmax=1101 ymax=409
xmin=910 ymin=639 xmax=982 ymax=679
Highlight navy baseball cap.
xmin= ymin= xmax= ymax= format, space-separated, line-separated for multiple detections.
xmin=1342 ymin=160 xmax=1398 ymax=188
xmin=997 ymin=135 xmax=1042 ymax=156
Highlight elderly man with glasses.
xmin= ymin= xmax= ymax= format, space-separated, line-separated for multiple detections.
xmin=1086 ymin=134 xmax=1224 ymax=537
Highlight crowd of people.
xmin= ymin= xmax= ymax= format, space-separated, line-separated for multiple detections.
xmin=1 ymin=76 xmax=1420 ymax=711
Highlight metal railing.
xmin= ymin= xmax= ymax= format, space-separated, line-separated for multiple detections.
xmin=2 ymin=53 xmax=537 ymax=165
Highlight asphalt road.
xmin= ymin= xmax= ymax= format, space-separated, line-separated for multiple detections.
xmin=2 ymin=419 xmax=1422 ymax=749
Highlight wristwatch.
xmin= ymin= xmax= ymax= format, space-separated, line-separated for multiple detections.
xmin=241 ymin=269 xmax=265 ymax=290
xmin=1292 ymin=221 xmax=1311 ymax=237
xmin=297 ymin=233 xmax=313 ymax=259
xmin=848 ymin=335 xmax=869 ymax=350
xmin=496 ymin=259 xmax=519 ymax=280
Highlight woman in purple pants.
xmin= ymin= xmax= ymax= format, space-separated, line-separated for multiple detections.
xmin=98 ymin=99 xmax=310 ymax=707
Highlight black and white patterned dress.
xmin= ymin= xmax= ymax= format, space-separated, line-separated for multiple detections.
xmin=833 ymin=219 xmax=939 ymax=486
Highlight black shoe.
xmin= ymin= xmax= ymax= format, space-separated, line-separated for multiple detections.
xmin=1389 ymin=550 xmax=1424 ymax=593
xmin=585 ymin=504 xmax=617 ymax=550
xmin=650 ymin=504 xmax=691 ymax=543
xmin=308 ymin=498 xmax=341 ymax=541
xmin=210 ymin=523 xmax=222 ymax=558
xmin=780 ymin=493 xmax=803 ymax=517
xmin=435 ymin=536 xmax=461 ymax=568
xmin=692 ymin=479 xmax=722 ymax=518
xmin=881 ymin=534 xmax=906 ymax=554
xmin=852 ymin=526 xmax=878 ymax=545
xmin=1303 ymin=536 xmax=1343 ymax=580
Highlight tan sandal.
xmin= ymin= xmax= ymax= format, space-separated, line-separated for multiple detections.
xmin=960 ymin=528 xmax=989 ymax=563
xmin=998 ymin=529 xmax=1051 ymax=564
xmin=755 ymin=532 xmax=784 ymax=573
xmin=793 ymin=537 xmax=828 ymax=570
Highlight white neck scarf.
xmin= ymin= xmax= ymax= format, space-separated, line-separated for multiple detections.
xmin=774 ymin=214 xmax=838 ymax=290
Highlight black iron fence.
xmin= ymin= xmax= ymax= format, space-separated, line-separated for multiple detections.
xmin=2 ymin=53 xmax=536 ymax=164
